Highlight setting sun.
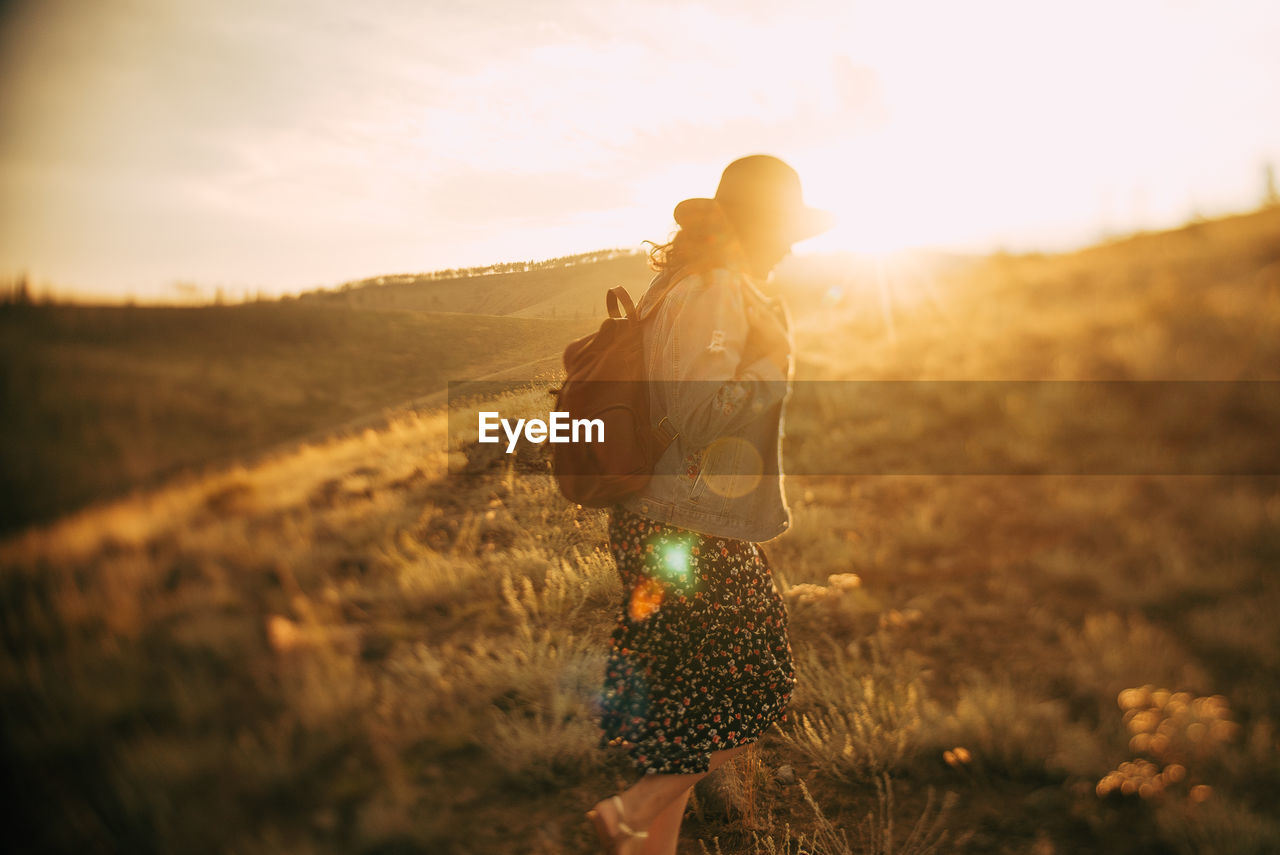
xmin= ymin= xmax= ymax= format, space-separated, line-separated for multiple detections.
xmin=2 ymin=0 xmax=1277 ymax=300
xmin=2 ymin=1 xmax=1279 ymax=847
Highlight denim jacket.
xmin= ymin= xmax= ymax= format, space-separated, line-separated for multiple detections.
xmin=619 ymin=262 xmax=793 ymax=542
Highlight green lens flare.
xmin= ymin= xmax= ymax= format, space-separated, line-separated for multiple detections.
xmin=642 ymin=532 xmax=700 ymax=592
xmin=657 ymin=537 xmax=696 ymax=585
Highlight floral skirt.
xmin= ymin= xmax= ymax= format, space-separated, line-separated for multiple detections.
xmin=598 ymin=507 xmax=795 ymax=775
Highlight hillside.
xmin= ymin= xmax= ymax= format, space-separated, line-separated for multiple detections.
xmin=304 ymin=252 xmax=653 ymax=319
xmin=1 ymin=207 xmax=1278 ymax=854
xmin=0 ymin=300 xmax=596 ymax=532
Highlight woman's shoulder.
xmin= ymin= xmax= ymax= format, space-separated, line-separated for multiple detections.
xmin=639 ymin=265 xmax=754 ymax=328
xmin=667 ymin=265 xmax=753 ymax=302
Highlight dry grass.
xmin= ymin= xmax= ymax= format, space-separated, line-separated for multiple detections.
xmin=2 ymin=208 xmax=1279 ymax=853
xmin=698 ymin=777 xmax=958 ymax=855
xmin=782 ymin=638 xmax=932 ymax=780
xmin=0 ymin=300 xmax=597 ymax=532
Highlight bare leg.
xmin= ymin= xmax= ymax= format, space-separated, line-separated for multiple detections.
xmin=592 ymin=744 xmax=750 ymax=854
xmin=640 ymin=788 xmax=691 ymax=855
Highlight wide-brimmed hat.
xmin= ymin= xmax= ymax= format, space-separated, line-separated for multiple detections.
xmin=674 ymin=155 xmax=833 ymax=244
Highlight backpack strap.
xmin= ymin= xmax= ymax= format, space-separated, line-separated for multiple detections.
xmin=634 ymin=265 xmax=694 ymax=324
xmin=606 ymin=266 xmax=688 ymax=322
xmin=635 ymin=268 xmax=692 ymax=450
xmin=606 ymin=286 xmax=637 ymax=319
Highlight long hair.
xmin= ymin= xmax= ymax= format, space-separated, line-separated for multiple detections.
xmin=645 ymin=211 xmax=743 ymax=276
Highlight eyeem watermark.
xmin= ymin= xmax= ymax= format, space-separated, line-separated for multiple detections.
xmin=478 ymin=411 xmax=604 ymax=453
xmin=451 ymin=379 xmax=1280 ymax=475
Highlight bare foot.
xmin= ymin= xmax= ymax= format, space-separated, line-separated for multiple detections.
xmin=587 ymin=794 xmax=649 ymax=855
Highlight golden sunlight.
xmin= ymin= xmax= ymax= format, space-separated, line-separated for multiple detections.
xmin=4 ymin=3 xmax=1280 ymax=853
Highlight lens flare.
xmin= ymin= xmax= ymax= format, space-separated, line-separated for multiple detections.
xmin=659 ymin=540 xmax=693 ymax=583
xmin=640 ymin=532 xmax=701 ymax=596
xmin=628 ymin=578 xmax=664 ymax=621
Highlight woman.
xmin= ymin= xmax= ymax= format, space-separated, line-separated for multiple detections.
xmin=587 ymin=155 xmax=833 ymax=854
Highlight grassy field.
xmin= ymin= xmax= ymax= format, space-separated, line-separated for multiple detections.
xmin=0 ymin=301 xmax=602 ymax=533
xmin=1 ymin=208 xmax=1279 ymax=854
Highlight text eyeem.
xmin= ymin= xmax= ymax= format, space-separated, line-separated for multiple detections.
xmin=478 ymin=411 xmax=604 ymax=453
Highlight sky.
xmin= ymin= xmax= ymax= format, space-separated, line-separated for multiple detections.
xmin=1 ymin=0 xmax=1278 ymax=301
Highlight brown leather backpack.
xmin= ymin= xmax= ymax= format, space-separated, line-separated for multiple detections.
xmin=551 ymin=282 xmax=679 ymax=507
